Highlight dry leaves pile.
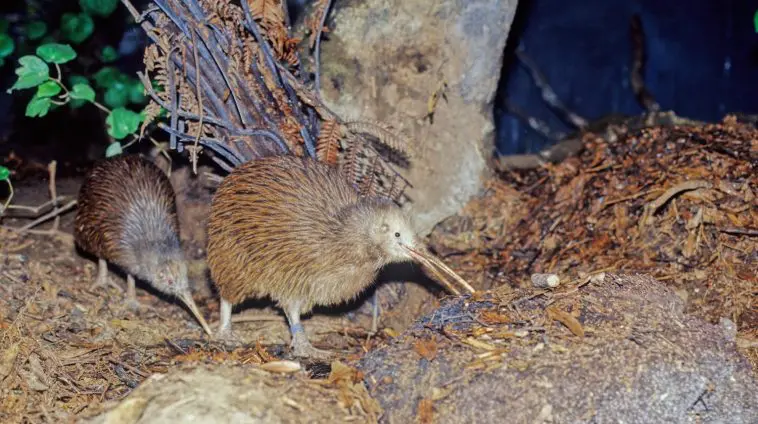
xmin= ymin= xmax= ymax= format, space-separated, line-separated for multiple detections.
xmin=430 ymin=116 xmax=757 ymax=367
xmin=125 ymin=0 xmax=413 ymax=203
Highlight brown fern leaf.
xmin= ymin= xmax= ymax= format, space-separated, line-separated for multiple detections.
xmin=344 ymin=120 xmax=411 ymax=158
xmin=359 ymin=155 xmax=380 ymax=197
xmin=340 ymin=133 xmax=360 ymax=186
xmin=139 ymin=101 xmax=162 ymax=139
xmin=308 ymin=0 xmax=330 ymax=49
xmin=316 ymin=119 xmax=341 ymax=164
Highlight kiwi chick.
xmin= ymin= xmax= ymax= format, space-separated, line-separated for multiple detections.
xmin=207 ymin=155 xmax=421 ymax=358
xmin=74 ymin=154 xmax=212 ymax=336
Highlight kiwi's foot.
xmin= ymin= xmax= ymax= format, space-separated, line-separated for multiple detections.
xmin=214 ymin=326 xmax=241 ymax=343
xmin=89 ymin=276 xmax=122 ymax=292
xmin=290 ymin=332 xmax=332 ymax=359
xmin=90 ymin=258 xmax=123 ymax=292
xmin=125 ymin=297 xmax=144 ymax=312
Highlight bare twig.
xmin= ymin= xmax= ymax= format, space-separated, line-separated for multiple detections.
xmin=718 ymin=227 xmax=758 ymax=237
xmin=313 ymin=0 xmax=334 ymax=105
xmin=501 ymin=100 xmax=565 ymax=140
xmin=630 ymin=15 xmax=661 ymax=113
xmin=515 ymin=48 xmax=589 ymax=129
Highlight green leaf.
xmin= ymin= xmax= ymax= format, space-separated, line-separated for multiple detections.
xmin=61 ymin=13 xmax=94 ymax=44
xmin=25 ymin=21 xmax=47 ymax=40
xmin=8 ymin=56 xmax=49 ymax=92
xmin=106 ymin=107 xmax=141 ymax=140
xmin=100 ymin=46 xmax=118 ymax=63
xmin=36 ymin=43 xmax=77 ymax=64
xmin=755 ymin=10 xmax=758 ymax=33
xmin=104 ymin=81 xmax=128 ymax=108
xmin=68 ymin=75 xmax=89 ymax=108
xmin=70 ymin=83 xmax=95 ymax=102
xmin=70 ymin=75 xmax=88 ymax=86
xmin=105 ymin=141 xmax=123 ymax=157
xmin=0 ymin=33 xmax=14 ymax=59
xmin=26 ymin=95 xmax=52 ymax=118
xmin=0 ymin=165 xmax=9 ymax=181
xmin=80 ymin=0 xmax=119 ymax=18
xmin=93 ymin=66 xmax=121 ymax=89
xmin=128 ymin=80 xmax=146 ymax=104
xmin=36 ymin=80 xmax=61 ymax=98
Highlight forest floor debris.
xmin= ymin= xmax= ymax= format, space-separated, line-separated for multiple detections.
xmin=0 ymin=117 xmax=755 ymax=421
xmin=429 ymin=116 xmax=757 ymax=370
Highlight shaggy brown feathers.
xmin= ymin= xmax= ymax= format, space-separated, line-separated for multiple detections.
xmin=74 ymin=155 xmax=180 ymax=273
xmin=207 ymin=155 xmax=399 ymax=313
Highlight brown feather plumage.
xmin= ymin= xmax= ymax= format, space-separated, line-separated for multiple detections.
xmin=207 ymin=155 xmax=422 ymax=357
xmin=74 ymin=155 xmax=179 ymax=273
xmin=74 ymin=154 xmax=212 ymax=335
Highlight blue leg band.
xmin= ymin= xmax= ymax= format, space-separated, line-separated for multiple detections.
xmin=290 ymin=323 xmax=304 ymax=334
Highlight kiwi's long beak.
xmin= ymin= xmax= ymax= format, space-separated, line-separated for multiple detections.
xmin=402 ymin=244 xmax=476 ymax=295
xmin=178 ymin=291 xmax=213 ymax=336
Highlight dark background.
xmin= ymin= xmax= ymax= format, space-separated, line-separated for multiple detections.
xmin=1 ymin=0 xmax=757 ymax=164
xmin=496 ymin=0 xmax=758 ymax=154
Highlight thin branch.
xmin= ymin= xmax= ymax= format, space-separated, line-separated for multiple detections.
xmin=629 ymin=15 xmax=660 ymax=113
xmin=515 ymin=48 xmax=589 ymax=129
xmin=240 ymin=0 xmax=285 ymax=89
xmin=314 ymin=0 xmax=334 ymax=104
xmin=159 ymin=123 xmax=244 ymax=165
xmin=501 ymin=100 xmax=565 ymax=140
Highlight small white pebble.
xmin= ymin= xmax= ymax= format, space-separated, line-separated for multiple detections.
xmin=531 ymin=273 xmax=560 ymax=289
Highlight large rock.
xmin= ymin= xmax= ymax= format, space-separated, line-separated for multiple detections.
xmin=358 ymin=274 xmax=758 ymax=423
xmin=321 ymin=0 xmax=518 ymax=235
xmin=79 ymin=363 xmax=381 ymax=424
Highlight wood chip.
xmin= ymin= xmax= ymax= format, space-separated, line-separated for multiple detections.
xmin=413 ymin=339 xmax=438 ymax=361
xmin=546 ymin=306 xmax=585 ymax=338
xmin=260 ymin=360 xmax=301 ymax=374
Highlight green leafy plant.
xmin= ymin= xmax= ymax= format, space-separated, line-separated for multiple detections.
xmin=0 ymin=165 xmax=13 ymax=214
xmin=4 ymin=1 xmax=158 ymax=159
xmin=8 ymin=42 xmax=149 ymax=153
xmin=60 ymin=12 xmax=95 ymax=44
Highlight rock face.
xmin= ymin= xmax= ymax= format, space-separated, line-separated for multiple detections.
xmin=320 ymin=0 xmax=518 ymax=235
xmin=358 ymin=274 xmax=758 ymax=423
xmin=80 ymin=364 xmax=381 ymax=424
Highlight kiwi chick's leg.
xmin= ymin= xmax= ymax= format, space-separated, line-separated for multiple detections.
xmin=370 ymin=291 xmax=381 ymax=334
xmin=89 ymin=258 xmax=123 ymax=292
xmin=284 ymin=299 xmax=331 ymax=359
xmin=125 ymin=274 xmax=142 ymax=310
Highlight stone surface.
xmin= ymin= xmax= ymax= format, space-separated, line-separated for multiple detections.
xmin=358 ymin=274 xmax=758 ymax=423
xmin=321 ymin=0 xmax=518 ymax=235
xmin=79 ymin=364 xmax=381 ymax=424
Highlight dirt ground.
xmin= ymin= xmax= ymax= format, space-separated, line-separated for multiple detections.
xmin=0 ymin=166 xmax=415 ymax=423
xmin=0 ymin=117 xmax=756 ymax=422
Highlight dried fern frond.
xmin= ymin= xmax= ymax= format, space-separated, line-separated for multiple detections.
xmin=122 ymin=0 xmax=412 ymax=205
xmin=344 ymin=120 xmax=412 ymax=158
xmin=316 ymin=119 xmax=341 ymax=164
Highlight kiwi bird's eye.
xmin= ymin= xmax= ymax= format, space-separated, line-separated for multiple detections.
xmin=394 ymin=232 xmax=400 ymax=238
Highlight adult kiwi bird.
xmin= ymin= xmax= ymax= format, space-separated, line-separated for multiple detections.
xmin=207 ymin=154 xmax=474 ymax=358
xmin=74 ymin=154 xmax=212 ymax=336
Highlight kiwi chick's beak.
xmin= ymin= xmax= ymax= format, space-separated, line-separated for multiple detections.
xmin=178 ymin=291 xmax=213 ymax=336
xmin=401 ymin=245 xmax=476 ymax=295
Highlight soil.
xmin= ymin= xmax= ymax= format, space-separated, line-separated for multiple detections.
xmin=0 ymin=117 xmax=756 ymax=423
